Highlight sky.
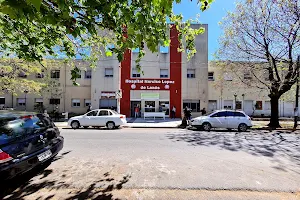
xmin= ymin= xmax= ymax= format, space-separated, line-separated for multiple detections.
xmin=173 ymin=0 xmax=237 ymax=60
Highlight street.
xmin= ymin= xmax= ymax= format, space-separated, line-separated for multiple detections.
xmin=1 ymin=128 xmax=300 ymax=200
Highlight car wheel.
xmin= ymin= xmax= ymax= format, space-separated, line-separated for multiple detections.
xmin=83 ymin=126 xmax=89 ymax=129
xmin=106 ymin=122 xmax=115 ymax=130
xmin=238 ymin=123 xmax=247 ymax=132
xmin=71 ymin=121 xmax=80 ymax=129
xmin=202 ymin=122 xmax=211 ymax=131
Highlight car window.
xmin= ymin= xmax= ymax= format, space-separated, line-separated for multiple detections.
xmin=87 ymin=110 xmax=98 ymax=116
xmin=0 ymin=116 xmax=47 ymax=145
xmin=235 ymin=112 xmax=246 ymax=117
xmin=109 ymin=111 xmax=114 ymax=115
xmin=211 ymin=111 xmax=227 ymax=117
xmin=226 ymin=111 xmax=235 ymax=117
xmin=98 ymin=110 xmax=109 ymax=116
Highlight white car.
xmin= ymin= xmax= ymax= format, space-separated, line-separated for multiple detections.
xmin=190 ymin=110 xmax=252 ymax=132
xmin=68 ymin=109 xmax=127 ymax=129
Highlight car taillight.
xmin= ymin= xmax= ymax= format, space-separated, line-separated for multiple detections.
xmin=0 ymin=149 xmax=13 ymax=163
xmin=20 ymin=115 xmax=33 ymax=119
xmin=120 ymin=115 xmax=125 ymax=119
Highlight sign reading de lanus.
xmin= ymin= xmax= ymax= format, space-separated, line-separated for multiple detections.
xmin=125 ymin=79 xmax=175 ymax=84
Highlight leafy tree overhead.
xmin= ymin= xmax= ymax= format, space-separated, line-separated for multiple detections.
xmin=217 ymin=0 xmax=300 ymax=128
xmin=0 ymin=0 xmax=214 ymax=85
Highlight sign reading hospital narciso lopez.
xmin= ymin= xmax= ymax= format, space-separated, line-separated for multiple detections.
xmin=124 ymin=79 xmax=175 ymax=90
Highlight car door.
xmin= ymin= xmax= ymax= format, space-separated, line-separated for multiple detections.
xmin=209 ymin=111 xmax=227 ymax=128
xmin=97 ymin=110 xmax=110 ymax=126
xmin=226 ymin=111 xmax=238 ymax=128
xmin=234 ymin=111 xmax=247 ymax=127
xmin=83 ymin=110 xmax=99 ymax=126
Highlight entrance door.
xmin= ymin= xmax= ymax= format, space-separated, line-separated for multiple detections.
xmin=131 ymin=101 xmax=141 ymax=117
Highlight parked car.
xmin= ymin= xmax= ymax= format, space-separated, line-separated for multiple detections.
xmin=0 ymin=111 xmax=64 ymax=180
xmin=190 ymin=110 xmax=252 ymax=132
xmin=68 ymin=109 xmax=127 ymax=129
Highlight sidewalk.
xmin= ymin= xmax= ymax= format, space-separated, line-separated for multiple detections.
xmin=54 ymin=119 xmax=299 ymax=130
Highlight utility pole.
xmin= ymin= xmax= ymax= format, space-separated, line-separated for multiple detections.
xmin=293 ymin=55 xmax=300 ymax=130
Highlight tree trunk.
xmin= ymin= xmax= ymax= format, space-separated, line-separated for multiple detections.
xmin=268 ymin=96 xmax=281 ymax=128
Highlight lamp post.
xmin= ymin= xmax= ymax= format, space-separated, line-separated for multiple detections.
xmin=24 ymin=90 xmax=29 ymax=111
xmin=242 ymin=94 xmax=245 ymax=111
xmin=234 ymin=93 xmax=237 ymax=111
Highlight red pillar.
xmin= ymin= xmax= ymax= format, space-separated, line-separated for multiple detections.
xmin=120 ymin=50 xmax=131 ymax=117
xmin=170 ymin=25 xmax=182 ymax=118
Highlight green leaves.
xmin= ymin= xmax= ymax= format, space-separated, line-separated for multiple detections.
xmin=27 ymin=0 xmax=42 ymax=11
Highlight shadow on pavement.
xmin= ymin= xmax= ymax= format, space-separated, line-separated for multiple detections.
xmin=166 ymin=130 xmax=300 ymax=170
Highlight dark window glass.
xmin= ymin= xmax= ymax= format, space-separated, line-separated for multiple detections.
xmin=87 ymin=110 xmax=98 ymax=116
xmin=50 ymin=99 xmax=60 ymax=105
xmin=226 ymin=111 xmax=235 ymax=117
xmin=98 ymin=110 xmax=109 ymax=116
xmin=235 ymin=112 xmax=246 ymax=117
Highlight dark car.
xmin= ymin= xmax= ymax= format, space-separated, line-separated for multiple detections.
xmin=0 ymin=111 xmax=64 ymax=180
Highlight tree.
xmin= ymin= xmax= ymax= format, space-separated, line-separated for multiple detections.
xmin=0 ymin=0 xmax=214 ymax=84
xmin=217 ymin=0 xmax=300 ymax=128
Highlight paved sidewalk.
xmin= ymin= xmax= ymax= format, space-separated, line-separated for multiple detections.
xmin=125 ymin=118 xmax=182 ymax=128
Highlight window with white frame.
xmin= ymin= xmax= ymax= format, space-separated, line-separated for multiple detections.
xmin=17 ymin=98 xmax=26 ymax=106
xmin=35 ymin=98 xmax=43 ymax=106
xmin=208 ymin=72 xmax=214 ymax=81
xmin=132 ymin=68 xmax=141 ymax=78
xmin=160 ymin=46 xmax=169 ymax=53
xmin=51 ymin=70 xmax=60 ymax=79
xmin=160 ymin=69 xmax=168 ymax=78
xmin=50 ymin=98 xmax=60 ymax=105
xmin=36 ymin=70 xmax=45 ymax=78
xmin=187 ymin=69 xmax=196 ymax=78
xmin=0 ymin=97 xmax=5 ymax=105
xmin=224 ymin=100 xmax=233 ymax=109
xmin=84 ymin=99 xmax=91 ymax=107
xmin=72 ymin=99 xmax=80 ymax=107
xmin=244 ymin=71 xmax=252 ymax=80
xmin=224 ymin=72 xmax=232 ymax=81
xmin=105 ymin=68 xmax=113 ymax=77
xmin=85 ymin=70 xmax=92 ymax=79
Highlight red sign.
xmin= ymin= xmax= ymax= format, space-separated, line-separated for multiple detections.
xmin=124 ymin=79 xmax=175 ymax=90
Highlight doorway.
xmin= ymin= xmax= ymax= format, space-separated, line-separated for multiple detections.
xmin=131 ymin=101 xmax=141 ymax=117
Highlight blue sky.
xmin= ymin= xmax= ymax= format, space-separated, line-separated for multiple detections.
xmin=173 ymin=0 xmax=236 ymax=60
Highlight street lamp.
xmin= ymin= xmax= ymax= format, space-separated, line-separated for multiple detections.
xmin=234 ymin=93 xmax=237 ymax=110
xmin=242 ymin=94 xmax=245 ymax=111
xmin=24 ymin=90 xmax=29 ymax=111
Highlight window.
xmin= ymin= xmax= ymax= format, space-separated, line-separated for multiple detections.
xmin=18 ymin=71 xmax=27 ymax=78
xmin=160 ymin=46 xmax=169 ymax=53
xmin=0 ymin=97 xmax=5 ymax=105
xmin=36 ymin=71 xmax=44 ymax=78
xmin=132 ymin=68 xmax=141 ymax=78
xmin=17 ymin=98 xmax=26 ymax=106
xmin=50 ymin=98 xmax=60 ymax=105
xmin=132 ymin=48 xmax=140 ymax=53
xmin=100 ymin=99 xmax=117 ymax=109
xmin=72 ymin=99 xmax=80 ymax=107
xmin=224 ymin=73 xmax=232 ymax=81
xmin=255 ymin=101 xmax=263 ymax=110
xmin=87 ymin=110 xmax=98 ymax=116
xmin=159 ymin=101 xmax=169 ymax=115
xmin=211 ymin=111 xmax=227 ymax=117
xmin=51 ymin=70 xmax=60 ymax=79
xmin=234 ymin=112 xmax=246 ymax=117
xmin=224 ymin=100 xmax=233 ymax=109
xmin=105 ymin=68 xmax=113 ymax=77
xmin=226 ymin=111 xmax=235 ymax=117
xmin=160 ymin=69 xmax=168 ymax=78
xmin=187 ymin=69 xmax=196 ymax=78
xmin=35 ymin=98 xmax=43 ymax=106
xmin=183 ymin=100 xmax=200 ymax=112
xmin=98 ymin=110 xmax=109 ymax=116
xmin=235 ymin=101 xmax=242 ymax=110
xmin=208 ymin=72 xmax=214 ymax=81
xmin=244 ymin=71 xmax=252 ymax=80
xmin=85 ymin=70 xmax=92 ymax=79
xmin=84 ymin=99 xmax=91 ymax=107
xmin=145 ymin=101 xmax=155 ymax=112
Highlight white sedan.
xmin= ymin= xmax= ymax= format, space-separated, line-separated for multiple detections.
xmin=190 ymin=110 xmax=252 ymax=132
xmin=68 ymin=109 xmax=127 ymax=129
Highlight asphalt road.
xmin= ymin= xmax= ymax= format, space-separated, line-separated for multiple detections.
xmin=1 ymin=128 xmax=300 ymax=200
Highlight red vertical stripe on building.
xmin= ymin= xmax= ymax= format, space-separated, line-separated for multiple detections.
xmin=170 ymin=25 xmax=182 ymax=118
xmin=120 ymin=49 xmax=131 ymax=117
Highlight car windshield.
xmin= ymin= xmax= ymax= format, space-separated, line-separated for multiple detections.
xmin=203 ymin=111 xmax=214 ymax=116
